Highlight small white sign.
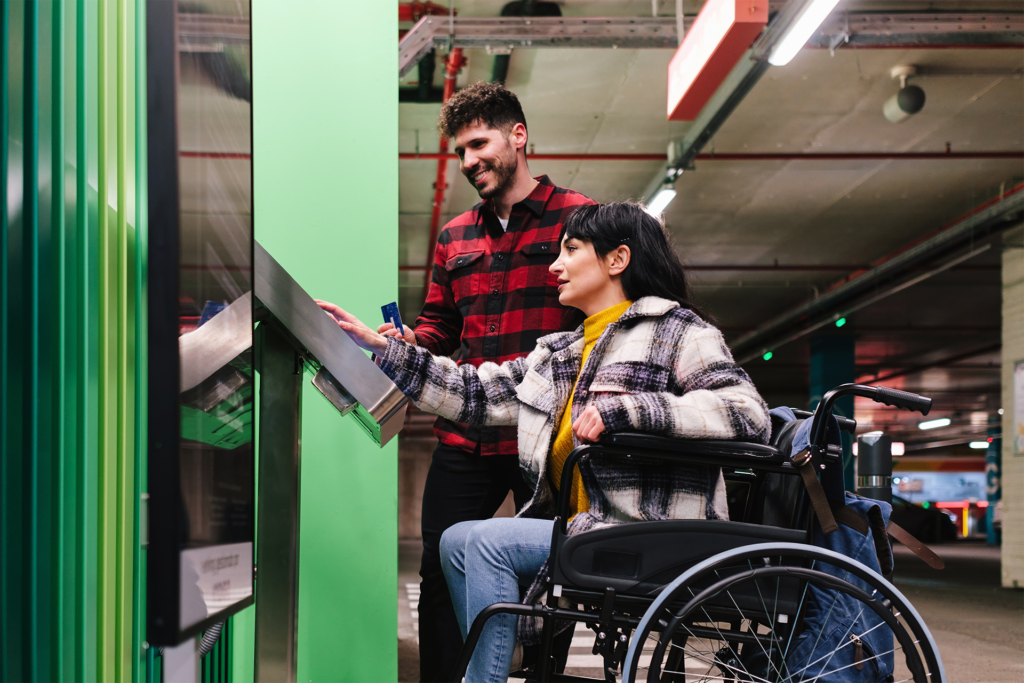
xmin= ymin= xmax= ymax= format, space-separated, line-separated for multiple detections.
xmin=1015 ymin=361 xmax=1024 ymax=456
xmin=179 ymin=542 xmax=253 ymax=631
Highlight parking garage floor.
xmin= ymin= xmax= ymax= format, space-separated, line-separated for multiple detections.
xmin=398 ymin=539 xmax=1023 ymax=682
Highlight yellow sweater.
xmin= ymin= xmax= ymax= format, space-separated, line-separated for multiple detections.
xmin=549 ymin=300 xmax=634 ymax=519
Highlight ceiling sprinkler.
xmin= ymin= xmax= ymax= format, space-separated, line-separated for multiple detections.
xmin=884 ymin=65 xmax=926 ymax=124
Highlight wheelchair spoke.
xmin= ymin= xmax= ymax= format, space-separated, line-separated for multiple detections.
xmin=749 ymin=557 xmax=786 ymax=679
xmin=800 ymin=566 xmax=851 ymax=672
xmin=661 ymin=641 xmax=775 ymax=683
xmin=657 ymin=619 xmax=718 ymax=666
xmin=781 ymin=559 xmax=815 ymax=667
xmin=793 ymin=642 xmax=905 ymax=683
xmin=719 ymin=588 xmax=786 ymax=682
xmin=786 ymin=600 xmax=895 ymax=681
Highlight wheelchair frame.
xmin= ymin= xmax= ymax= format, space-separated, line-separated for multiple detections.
xmin=449 ymin=384 xmax=942 ymax=683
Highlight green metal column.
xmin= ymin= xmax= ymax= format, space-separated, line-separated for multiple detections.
xmin=251 ymin=0 xmax=399 ymax=680
xmin=809 ymin=334 xmax=856 ymax=492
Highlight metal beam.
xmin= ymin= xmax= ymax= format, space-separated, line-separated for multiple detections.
xmin=399 ymin=16 xmax=690 ymax=76
xmin=730 ymin=187 xmax=1024 ymax=364
xmin=809 ymin=11 xmax=1024 ymax=50
xmin=857 ymin=343 xmax=1001 ymax=385
xmin=398 ymin=12 xmax=1024 ymax=76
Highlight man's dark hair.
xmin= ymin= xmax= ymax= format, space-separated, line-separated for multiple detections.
xmin=438 ymin=81 xmax=528 ymax=140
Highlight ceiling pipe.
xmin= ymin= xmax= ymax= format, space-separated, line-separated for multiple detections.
xmin=857 ymin=343 xmax=1001 ymax=385
xmin=731 ymin=183 xmax=1024 ymax=364
xmin=398 ymin=263 xmax=997 ymax=272
xmin=421 ymin=47 xmax=466 ymax=303
xmin=400 ymin=151 xmax=1024 ymax=162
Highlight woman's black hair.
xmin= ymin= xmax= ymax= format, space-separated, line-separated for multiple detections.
xmin=561 ymin=202 xmax=710 ymax=321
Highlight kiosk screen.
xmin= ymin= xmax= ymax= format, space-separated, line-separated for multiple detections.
xmin=147 ymin=0 xmax=254 ymax=644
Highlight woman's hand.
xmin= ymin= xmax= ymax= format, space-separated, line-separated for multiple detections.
xmin=315 ymin=300 xmax=390 ymax=354
xmin=377 ymin=321 xmax=418 ymax=346
xmin=573 ymin=405 xmax=606 ymax=443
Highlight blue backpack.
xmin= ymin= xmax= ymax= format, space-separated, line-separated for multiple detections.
xmin=769 ymin=408 xmax=920 ymax=682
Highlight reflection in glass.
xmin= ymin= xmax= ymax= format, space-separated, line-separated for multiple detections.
xmin=175 ymin=0 xmax=253 ymax=629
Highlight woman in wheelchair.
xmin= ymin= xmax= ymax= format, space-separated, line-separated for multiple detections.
xmin=323 ymin=202 xmax=771 ymax=682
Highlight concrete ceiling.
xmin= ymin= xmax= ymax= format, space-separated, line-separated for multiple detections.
xmin=398 ymin=0 xmax=1024 ymax=454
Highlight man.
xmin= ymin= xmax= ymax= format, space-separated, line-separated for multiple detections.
xmin=391 ymin=82 xmax=594 ymax=681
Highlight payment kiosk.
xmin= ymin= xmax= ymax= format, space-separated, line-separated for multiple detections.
xmin=146 ymin=2 xmax=406 ymax=680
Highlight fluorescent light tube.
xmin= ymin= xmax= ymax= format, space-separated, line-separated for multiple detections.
xmin=917 ymin=418 xmax=951 ymax=430
xmin=768 ymin=0 xmax=842 ymax=66
xmin=646 ymin=186 xmax=677 ymax=216
xmin=969 ymin=441 xmax=989 ymax=449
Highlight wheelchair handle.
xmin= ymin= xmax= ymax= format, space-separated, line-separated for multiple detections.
xmin=874 ymin=386 xmax=933 ymax=414
xmin=809 ymin=383 xmax=932 ymax=453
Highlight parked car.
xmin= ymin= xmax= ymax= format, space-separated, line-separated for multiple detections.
xmin=890 ymin=494 xmax=958 ymax=543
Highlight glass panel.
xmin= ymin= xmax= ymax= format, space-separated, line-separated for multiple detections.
xmin=175 ymin=0 xmax=254 ymax=631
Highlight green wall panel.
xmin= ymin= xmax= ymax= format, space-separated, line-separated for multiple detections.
xmin=2 ymin=1 xmax=145 ymax=679
xmin=252 ymin=0 xmax=398 ymax=679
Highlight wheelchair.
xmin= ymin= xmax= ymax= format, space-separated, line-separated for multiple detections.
xmin=451 ymin=384 xmax=945 ymax=683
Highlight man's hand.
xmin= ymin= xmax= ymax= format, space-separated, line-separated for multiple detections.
xmin=377 ymin=321 xmax=417 ymax=346
xmin=573 ymin=405 xmax=607 ymax=443
xmin=315 ymin=300 xmax=389 ymax=354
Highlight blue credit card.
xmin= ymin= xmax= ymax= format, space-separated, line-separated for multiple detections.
xmin=381 ymin=302 xmax=404 ymax=335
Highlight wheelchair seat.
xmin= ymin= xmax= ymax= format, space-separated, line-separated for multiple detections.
xmin=552 ymin=518 xmax=806 ymax=596
xmin=547 ymin=433 xmax=816 ymax=625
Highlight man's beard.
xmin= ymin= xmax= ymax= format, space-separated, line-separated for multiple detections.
xmin=470 ymin=147 xmax=518 ymax=199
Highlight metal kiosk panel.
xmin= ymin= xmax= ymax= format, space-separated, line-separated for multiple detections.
xmin=146 ymin=4 xmax=407 ymax=670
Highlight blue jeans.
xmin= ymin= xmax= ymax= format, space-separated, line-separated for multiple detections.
xmin=440 ymin=518 xmax=554 ymax=683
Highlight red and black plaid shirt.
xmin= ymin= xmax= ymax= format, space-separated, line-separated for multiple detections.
xmin=414 ymin=175 xmax=595 ymax=456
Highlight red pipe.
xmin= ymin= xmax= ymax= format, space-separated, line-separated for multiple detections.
xmin=179 ymin=151 xmax=1023 ymax=163
xmin=398 ymin=263 xmax=996 ymax=272
xmin=400 ymin=151 xmax=1024 ymax=161
xmin=399 ymin=1 xmax=451 ymax=23
xmin=180 ymin=151 xmax=252 ymax=160
xmin=422 ymin=48 xmax=466 ymax=301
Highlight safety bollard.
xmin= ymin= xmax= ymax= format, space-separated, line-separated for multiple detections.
xmin=856 ymin=433 xmax=893 ymax=504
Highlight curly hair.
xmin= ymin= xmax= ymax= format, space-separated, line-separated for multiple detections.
xmin=437 ymin=81 xmax=528 ymax=140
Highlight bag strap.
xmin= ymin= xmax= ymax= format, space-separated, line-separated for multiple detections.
xmin=886 ymin=520 xmax=946 ymax=570
xmin=832 ymin=503 xmax=869 ymax=535
xmin=792 ymin=448 xmax=838 ymax=534
xmin=791 ymin=448 xmax=946 ymax=569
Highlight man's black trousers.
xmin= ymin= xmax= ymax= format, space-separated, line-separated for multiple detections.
xmin=418 ymin=442 xmax=533 ymax=682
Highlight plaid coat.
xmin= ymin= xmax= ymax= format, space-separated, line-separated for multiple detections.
xmin=379 ymin=296 xmax=770 ymax=528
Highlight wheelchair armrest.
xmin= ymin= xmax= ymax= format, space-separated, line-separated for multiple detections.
xmin=555 ymin=434 xmax=792 ymax=533
xmin=603 ymin=433 xmax=788 ymax=468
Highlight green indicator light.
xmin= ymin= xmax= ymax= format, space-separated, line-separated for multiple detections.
xmin=763 ymin=351 xmax=773 ymax=361
xmin=922 ymin=501 xmax=930 ymax=509
xmin=835 ymin=317 xmax=846 ymax=328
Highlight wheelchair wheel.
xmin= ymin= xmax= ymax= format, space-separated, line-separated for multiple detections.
xmin=622 ymin=543 xmax=943 ymax=683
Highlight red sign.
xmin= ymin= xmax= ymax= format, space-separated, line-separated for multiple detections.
xmin=667 ymin=0 xmax=768 ymax=121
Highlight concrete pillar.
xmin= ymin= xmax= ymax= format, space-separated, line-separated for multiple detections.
xmin=1001 ymin=226 xmax=1024 ymax=588
xmin=810 ymin=334 xmax=856 ymax=492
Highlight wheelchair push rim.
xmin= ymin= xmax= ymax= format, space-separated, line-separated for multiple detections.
xmin=621 ymin=542 xmax=945 ymax=683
